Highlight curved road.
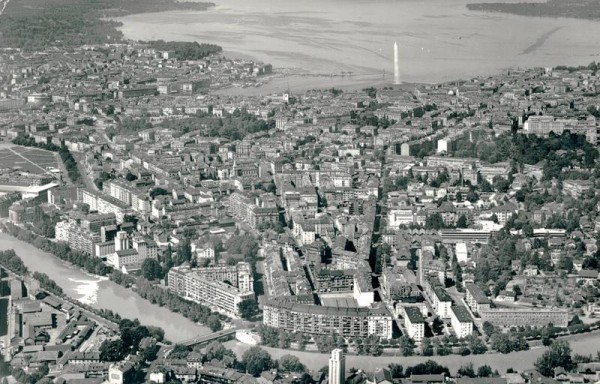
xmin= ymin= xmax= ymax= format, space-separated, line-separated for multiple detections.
xmin=225 ymin=331 xmax=600 ymax=373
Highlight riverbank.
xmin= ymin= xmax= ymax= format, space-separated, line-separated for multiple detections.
xmin=0 ymin=232 xmax=211 ymax=342
xmin=225 ymin=330 xmax=600 ymax=373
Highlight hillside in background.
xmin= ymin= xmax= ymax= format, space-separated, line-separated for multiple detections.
xmin=0 ymin=0 xmax=214 ymax=50
xmin=467 ymin=0 xmax=600 ymax=20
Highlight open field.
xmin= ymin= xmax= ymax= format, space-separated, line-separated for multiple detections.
xmin=0 ymin=145 xmax=58 ymax=175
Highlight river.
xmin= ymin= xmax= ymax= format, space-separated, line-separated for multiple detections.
xmin=225 ymin=331 xmax=600 ymax=373
xmin=115 ymin=0 xmax=600 ymax=94
xmin=0 ymin=233 xmax=211 ymax=342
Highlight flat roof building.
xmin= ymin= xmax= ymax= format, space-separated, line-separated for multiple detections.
xmin=403 ymin=306 xmax=425 ymax=341
xmin=450 ymin=305 xmax=473 ymax=338
xmin=263 ymin=298 xmax=392 ymax=339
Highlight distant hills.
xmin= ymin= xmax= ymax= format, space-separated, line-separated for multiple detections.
xmin=467 ymin=0 xmax=600 ymax=21
xmin=2 ymin=0 xmax=214 ymax=18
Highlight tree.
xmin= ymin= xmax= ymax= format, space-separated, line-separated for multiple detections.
xmin=150 ymin=187 xmax=169 ymax=198
xmin=436 ymin=342 xmax=452 ymax=356
xmin=510 ymin=285 xmax=522 ymax=299
xmin=457 ymin=214 xmax=468 ymax=228
xmin=242 ymin=346 xmax=273 ymax=376
xmin=175 ymin=238 xmax=193 ymax=265
xmin=490 ymin=213 xmax=499 ymax=224
xmin=141 ymin=258 xmax=163 ymax=280
xmin=205 ymin=342 xmax=236 ymax=362
xmin=319 ymin=366 xmax=329 ymax=376
xmin=30 ymin=363 xmax=49 ymax=383
xmin=207 ymin=314 xmax=223 ymax=332
xmin=425 ymin=213 xmax=445 ymax=230
xmin=482 ymin=321 xmax=495 ymax=337
xmin=398 ymin=335 xmax=416 ymax=356
xmin=477 ymin=365 xmax=494 ymax=377
xmin=99 ymin=340 xmax=126 ymax=361
xmin=139 ymin=337 xmax=159 ymax=362
xmin=278 ymin=354 xmax=305 ymax=373
xmin=467 ymin=335 xmax=488 ymax=355
xmin=125 ymin=172 xmax=138 ymax=181
xmin=238 ymin=299 xmax=259 ymax=320
xmin=375 ymin=243 xmax=392 ymax=273
xmin=432 ymin=317 xmax=444 ymax=335
xmin=170 ymin=344 xmax=192 ymax=359
xmin=121 ymin=323 xmax=150 ymax=352
xmin=405 ymin=360 xmax=450 ymax=376
xmin=388 ymin=364 xmax=403 ymax=378
xmin=490 ymin=333 xmax=513 ymax=354
xmin=534 ymin=340 xmax=575 ymax=377
xmin=458 ymin=363 xmax=476 ymax=377
xmin=467 ymin=188 xmax=479 ymax=203
xmin=492 ymin=176 xmax=510 ymax=193
xmin=421 ymin=338 xmax=434 ymax=356
xmin=522 ymin=222 xmax=534 ymax=238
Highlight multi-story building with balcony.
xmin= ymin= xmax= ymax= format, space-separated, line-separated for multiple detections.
xmin=168 ymin=264 xmax=255 ymax=317
xmin=55 ymin=221 xmax=101 ymax=256
xmin=480 ymin=308 xmax=569 ymax=328
xmin=191 ymin=263 xmax=253 ymax=293
xmin=262 ymin=298 xmax=393 ymax=339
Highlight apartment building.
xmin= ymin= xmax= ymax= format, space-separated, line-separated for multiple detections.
xmin=403 ymin=306 xmax=425 ymax=341
xmin=262 ymin=298 xmax=393 ymax=339
xmin=132 ymin=237 xmax=159 ymax=260
xmin=524 ymin=115 xmax=597 ymax=144
xmin=424 ymin=279 xmax=452 ymax=319
xmin=80 ymin=213 xmax=116 ymax=235
xmin=480 ymin=308 xmax=569 ymax=328
xmin=81 ymin=189 xmax=132 ymax=223
xmin=192 ymin=263 xmax=253 ymax=293
xmin=55 ymin=221 xmax=100 ymax=256
xmin=228 ymin=191 xmax=279 ymax=229
xmin=450 ymin=305 xmax=474 ymax=338
xmin=168 ymin=264 xmax=255 ymax=317
xmin=563 ymin=179 xmax=594 ymax=199
xmin=464 ymin=283 xmax=491 ymax=316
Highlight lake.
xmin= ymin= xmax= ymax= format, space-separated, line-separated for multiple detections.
xmin=0 ymin=233 xmax=211 ymax=342
xmin=115 ymin=0 xmax=600 ymax=93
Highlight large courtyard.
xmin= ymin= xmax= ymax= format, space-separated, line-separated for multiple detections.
xmin=0 ymin=144 xmax=58 ymax=175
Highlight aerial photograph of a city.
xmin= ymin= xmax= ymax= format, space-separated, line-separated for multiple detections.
xmin=1 ymin=0 xmax=600 ymax=383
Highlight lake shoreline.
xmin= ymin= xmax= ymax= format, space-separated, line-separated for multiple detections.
xmin=113 ymin=0 xmax=600 ymax=90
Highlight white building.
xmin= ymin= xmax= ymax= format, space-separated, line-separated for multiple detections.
xmin=133 ymin=237 xmax=158 ymax=260
xmin=403 ymin=306 xmax=425 ymax=341
xmin=455 ymin=242 xmax=468 ymax=264
xmin=425 ymin=281 xmax=452 ymax=319
xmin=450 ymin=305 xmax=474 ymax=338
xmin=329 ymin=349 xmax=345 ymax=384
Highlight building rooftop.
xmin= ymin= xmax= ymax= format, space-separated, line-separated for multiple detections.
xmin=404 ymin=306 xmax=425 ymax=323
xmin=451 ymin=305 xmax=473 ymax=323
xmin=465 ymin=283 xmax=492 ymax=304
